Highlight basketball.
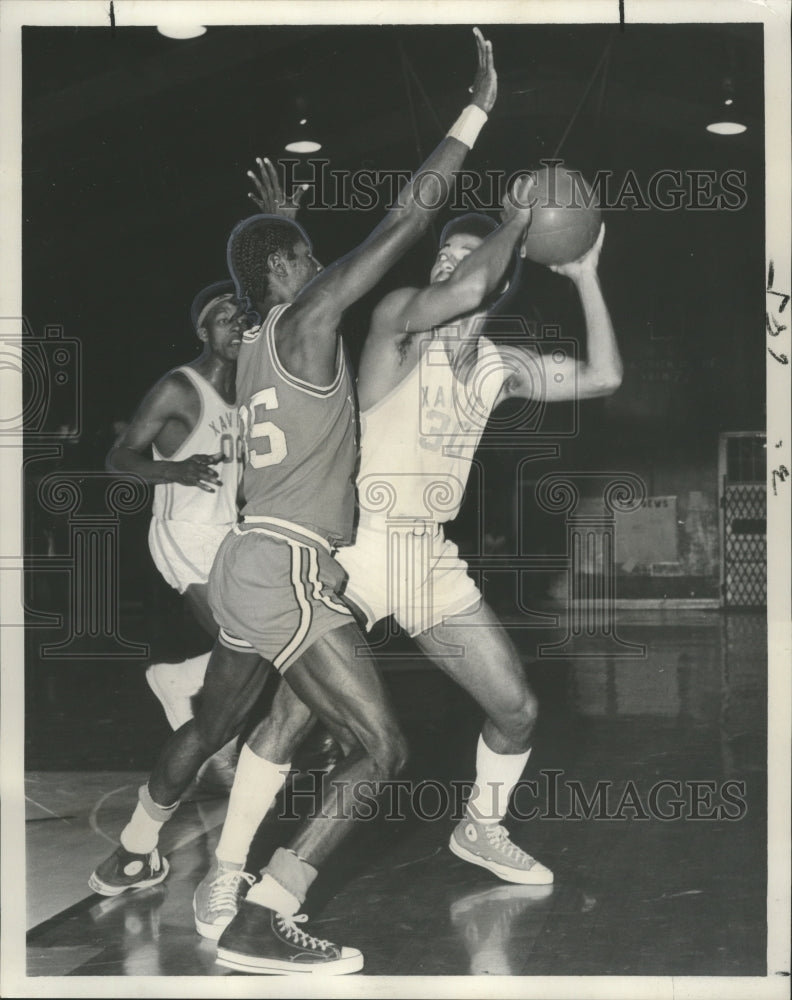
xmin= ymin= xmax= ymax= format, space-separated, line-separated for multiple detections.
xmin=520 ymin=165 xmax=602 ymax=266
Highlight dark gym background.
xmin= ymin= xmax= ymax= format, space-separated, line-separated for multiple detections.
xmin=19 ymin=20 xmax=770 ymax=981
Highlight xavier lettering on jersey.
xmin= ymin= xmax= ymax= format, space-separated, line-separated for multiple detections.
xmin=151 ymin=367 xmax=241 ymax=526
xmin=358 ymin=336 xmax=507 ymax=524
xmin=208 ymin=409 xmax=243 ymax=465
xmin=208 ymin=410 xmax=238 ymax=436
xmin=419 ymin=345 xmax=487 ymax=456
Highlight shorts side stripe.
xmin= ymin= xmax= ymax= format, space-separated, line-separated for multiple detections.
xmin=272 ymin=542 xmax=313 ymax=670
xmin=306 ymin=546 xmax=353 ymax=616
xmin=218 ymin=628 xmax=255 ymax=651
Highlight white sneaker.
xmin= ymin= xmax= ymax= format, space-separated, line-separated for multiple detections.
xmin=449 ymin=819 xmax=553 ymax=885
xmin=193 ymin=859 xmax=256 ymax=940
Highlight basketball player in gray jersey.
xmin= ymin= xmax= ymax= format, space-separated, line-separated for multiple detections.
xmin=90 ymin=29 xmax=505 ymax=975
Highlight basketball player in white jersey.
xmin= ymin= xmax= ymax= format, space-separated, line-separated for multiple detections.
xmin=198 ymin=196 xmax=620 ymax=920
xmin=105 ymin=282 xmax=246 ymax=790
xmin=339 ymin=213 xmax=619 ymax=877
xmin=91 ymin=29 xmax=504 ymax=975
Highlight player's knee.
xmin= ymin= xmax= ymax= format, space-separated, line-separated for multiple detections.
xmin=496 ymin=689 xmax=538 ymax=747
xmin=517 ymin=689 xmax=539 ymax=743
xmin=193 ymin=710 xmax=244 ymax=755
xmin=369 ymin=728 xmax=409 ymax=781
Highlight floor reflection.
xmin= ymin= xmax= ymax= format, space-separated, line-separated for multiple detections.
xmin=23 ymin=611 xmax=768 ymax=978
xmin=449 ymin=883 xmax=555 ymax=975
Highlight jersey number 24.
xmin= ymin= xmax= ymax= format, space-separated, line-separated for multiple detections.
xmin=238 ymin=387 xmax=288 ymax=468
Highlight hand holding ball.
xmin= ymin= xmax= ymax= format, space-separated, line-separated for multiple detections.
xmin=519 ymin=165 xmax=602 ymax=266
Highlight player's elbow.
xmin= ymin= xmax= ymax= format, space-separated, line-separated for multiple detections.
xmin=590 ymin=367 xmax=623 ymax=397
xmin=600 ymin=367 xmax=623 ymax=394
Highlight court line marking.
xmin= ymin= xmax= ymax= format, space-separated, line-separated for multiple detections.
xmin=89 ymin=783 xmax=136 ymax=845
xmin=24 ymin=795 xmax=74 ymax=825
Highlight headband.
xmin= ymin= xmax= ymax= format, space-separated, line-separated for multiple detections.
xmin=195 ymin=292 xmax=235 ymax=330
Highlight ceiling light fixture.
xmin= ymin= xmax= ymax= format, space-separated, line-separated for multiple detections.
xmin=157 ymin=24 xmax=207 ymax=40
xmin=706 ymin=74 xmax=746 ymax=136
xmin=285 ymin=140 xmax=322 ymax=153
xmin=706 ymin=121 xmax=747 ymax=135
xmin=299 ymin=118 xmax=308 ymax=125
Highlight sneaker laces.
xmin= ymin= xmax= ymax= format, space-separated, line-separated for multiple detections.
xmin=208 ymin=870 xmax=255 ymax=912
xmin=484 ymin=825 xmax=536 ymax=865
xmin=276 ymin=913 xmax=331 ymax=951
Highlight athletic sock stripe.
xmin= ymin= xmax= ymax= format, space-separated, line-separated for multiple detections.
xmin=272 ymin=542 xmax=313 ymax=669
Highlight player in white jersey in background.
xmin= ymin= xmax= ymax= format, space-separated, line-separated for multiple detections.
xmin=106 ymin=282 xmax=246 ymax=791
xmin=209 ymin=198 xmax=621 ymax=892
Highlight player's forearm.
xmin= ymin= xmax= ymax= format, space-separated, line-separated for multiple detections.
xmin=106 ymin=445 xmax=176 ymax=484
xmin=449 ymin=215 xmax=524 ymax=306
xmin=304 ymin=131 xmax=478 ymax=322
xmin=382 ymin=98 xmax=492 ymax=241
xmin=383 ymin=134 xmax=471 ymax=240
xmin=574 ymin=272 xmax=623 ymax=395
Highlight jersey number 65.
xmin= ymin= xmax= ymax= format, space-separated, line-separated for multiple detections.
xmin=238 ymin=387 xmax=288 ymax=469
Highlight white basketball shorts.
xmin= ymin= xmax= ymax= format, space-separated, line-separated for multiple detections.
xmin=148 ymin=518 xmax=232 ymax=593
xmin=337 ymin=516 xmax=481 ymax=636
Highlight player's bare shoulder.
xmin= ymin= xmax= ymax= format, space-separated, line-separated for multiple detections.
xmin=155 ymin=368 xmax=201 ymax=419
xmin=132 ymin=369 xmax=203 ymax=452
xmin=358 ymin=288 xmax=426 ymax=409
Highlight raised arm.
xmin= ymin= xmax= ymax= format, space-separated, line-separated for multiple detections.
xmin=284 ymin=28 xmax=497 ymax=342
xmin=369 ymin=174 xmax=534 ymax=338
xmin=496 ymin=224 xmax=623 ymax=405
xmin=107 ymin=376 xmax=223 ymax=492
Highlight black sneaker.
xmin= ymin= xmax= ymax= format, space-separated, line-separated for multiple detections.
xmin=216 ymin=900 xmax=363 ymax=975
xmin=88 ymin=845 xmax=169 ymax=897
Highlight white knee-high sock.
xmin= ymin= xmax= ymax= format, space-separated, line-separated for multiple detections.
xmin=466 ymin=734 xmax=531 ymax=824
xmin=215 ymin=745 xmax=292 ymax=866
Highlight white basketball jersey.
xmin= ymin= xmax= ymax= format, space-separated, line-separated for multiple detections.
xmin=357 ymin=335 xmax=508 ymax=522
xmin=151 ymin=366 xmax=241 ymax=526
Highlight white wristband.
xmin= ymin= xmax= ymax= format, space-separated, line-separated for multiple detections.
xmin=447 ymin=104 xmax=488 ymax=149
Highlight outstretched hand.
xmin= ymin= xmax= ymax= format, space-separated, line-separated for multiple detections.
xmin=469 ymin=27 xmax=497 ymax=114
xmin=167 ymin=452 xmax=224 ymax=492
xmin=549 ymin=222 xmax=606 ymax=279
xmin=247 ymin=157 xmax=308 ymax=219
